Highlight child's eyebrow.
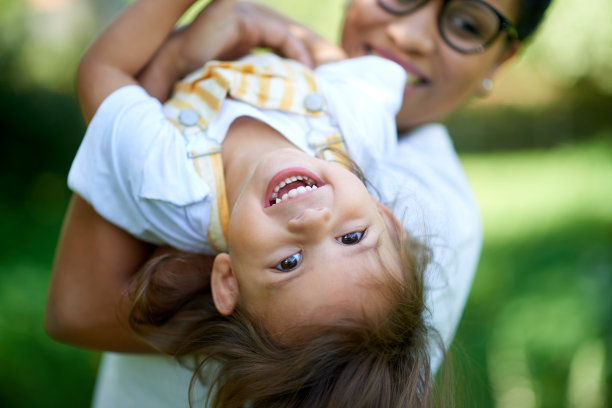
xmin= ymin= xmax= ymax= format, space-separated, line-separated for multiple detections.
xmin=266 ymin=234 xmax=384 ymax=291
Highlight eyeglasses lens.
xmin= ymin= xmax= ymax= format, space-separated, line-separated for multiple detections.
xmin=440 ymin=0 xmax=501 ymax=52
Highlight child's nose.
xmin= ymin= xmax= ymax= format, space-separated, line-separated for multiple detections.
xmin=386 ymin=5 xmax=437 ymax=56
xmin=287 ymin=207 xmax=332 ymax=237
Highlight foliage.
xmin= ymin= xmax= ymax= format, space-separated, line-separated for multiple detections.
xmin=452 ymin=138 xmax=612 ymax=407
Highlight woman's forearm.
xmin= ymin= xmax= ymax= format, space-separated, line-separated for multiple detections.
xmin=45 ymin=195 xmax=156 ymax=352
xmin=45 ymin=195 xmax=216 ymax=352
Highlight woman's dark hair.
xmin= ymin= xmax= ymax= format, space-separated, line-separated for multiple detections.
xmin=515 ymin=0 xmax=554 ymax=41
xmin=128 ymin=222 xmax=449 ymax=407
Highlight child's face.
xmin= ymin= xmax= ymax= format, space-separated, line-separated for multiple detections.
xmin=341 ymin=0 xmax=519 ymax=131
xmin=212 ymin=148 xmax=401 ymax=337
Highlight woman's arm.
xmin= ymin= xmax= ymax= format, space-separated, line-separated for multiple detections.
xmin=45 ymin=195 xmax=215 ymax=351
xmin=45 ymin=195 xmax=155 ymax=351
xmin=139 ymin=0 xmax=346 ymax=101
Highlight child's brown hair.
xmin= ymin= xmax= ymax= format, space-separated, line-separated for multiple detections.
xmin=128 ymin=218 xmax=450 ymax=407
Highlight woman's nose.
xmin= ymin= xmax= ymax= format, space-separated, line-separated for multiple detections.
xmin=287 ymin=207 xmax=332 ymax=237
xmin=386 ymin=5 xmax=437 ymax=55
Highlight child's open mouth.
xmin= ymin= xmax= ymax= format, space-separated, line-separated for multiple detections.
xmin=265 ymin=168 xmax=324 ymax=208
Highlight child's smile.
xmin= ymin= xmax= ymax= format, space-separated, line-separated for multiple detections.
xmin=265 ymin=168 xmax=323 ymax=207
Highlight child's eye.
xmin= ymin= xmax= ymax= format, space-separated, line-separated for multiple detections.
xmin=337 ymin=230 xmax=365 ymax=245
xmin=274 ymin=253 xmax=302 ymax=272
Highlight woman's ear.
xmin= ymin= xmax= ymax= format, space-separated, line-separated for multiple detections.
xmin=211 ymin=253 xmax=238 ymax=315
xmin=478 ymin=41 xmax=520 ymax=96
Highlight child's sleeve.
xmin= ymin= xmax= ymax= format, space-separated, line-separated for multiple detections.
xmin=68 ymin=85 xmax=214 ymax=254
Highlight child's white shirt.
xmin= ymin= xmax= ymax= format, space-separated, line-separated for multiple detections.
xmin=68 ymin=56 xmax=481 ymax=407
xmin=69 ymin=56 xmax=403 ymax=254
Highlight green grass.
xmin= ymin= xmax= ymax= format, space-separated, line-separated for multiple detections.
xmin=452 ymin=137 xmax=612 ymax=407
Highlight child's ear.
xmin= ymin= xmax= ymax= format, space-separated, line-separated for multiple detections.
xmin=211 ymin=253 xmax=238 ymax=316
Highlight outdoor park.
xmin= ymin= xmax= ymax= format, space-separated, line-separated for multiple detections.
xmin=0 ymin=0 xmax=610 ymax=406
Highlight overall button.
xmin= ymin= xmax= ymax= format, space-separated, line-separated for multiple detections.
xmin=178 ymin=108 xmax=199 ymax=127
xmin=303 ymin=92 xmax=324 ymax=113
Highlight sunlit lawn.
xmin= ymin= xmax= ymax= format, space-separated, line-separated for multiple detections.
xmin=453 ymin=136 xmax=612 ymax=407
xmin=0 ymin=137 xmax=610 ymax=407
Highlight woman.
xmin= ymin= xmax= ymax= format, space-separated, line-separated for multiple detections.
xmin=45 ymin=0 xmax=553 ymax=406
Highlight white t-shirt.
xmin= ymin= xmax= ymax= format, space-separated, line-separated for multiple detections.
xmin=69 ymin=56 xmax=481 ymax=407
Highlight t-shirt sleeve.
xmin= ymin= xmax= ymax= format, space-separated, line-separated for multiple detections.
xmin=68 ymin=86 xmax=213 ymax=254
xmin=373 ymin=124 xmax=482 ymax=372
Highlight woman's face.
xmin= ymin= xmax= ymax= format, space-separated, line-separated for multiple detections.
xmin=341 ymin=0 xmax=520 ymax=131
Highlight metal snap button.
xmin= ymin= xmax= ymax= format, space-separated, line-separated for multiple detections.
xmin=303 ymin=92 xmax=324 ymax=113
xmin=178 ymin=108 xmax=199 ymax=127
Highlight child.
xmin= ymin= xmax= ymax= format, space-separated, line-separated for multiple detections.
xmin=46 ymin=0 xmax=506 ymax=406
xmin=56 ymin=0 xmax=444 ymax=406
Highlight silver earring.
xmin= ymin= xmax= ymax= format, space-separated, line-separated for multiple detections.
xmin=482 ymin=78 xmax=494 ymax=92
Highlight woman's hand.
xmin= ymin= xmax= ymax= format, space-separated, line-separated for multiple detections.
xmin=139 ymin=0 xmax=347 ymax=101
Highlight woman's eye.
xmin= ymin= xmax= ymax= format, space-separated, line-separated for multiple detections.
xmin=337 ymin=230 xmax=365 ymax=245
xmin=274 ymin=253 xmax=302 ymax=272
xmin=446 ymin=13 xmax=486 ymax=40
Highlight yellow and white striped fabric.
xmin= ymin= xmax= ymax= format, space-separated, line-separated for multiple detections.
xmin=163 ymin=54 xmax=349 ymax=253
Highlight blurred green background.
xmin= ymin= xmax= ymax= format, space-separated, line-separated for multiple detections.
xmin=1 ymin=0 xmax=610 ymax=406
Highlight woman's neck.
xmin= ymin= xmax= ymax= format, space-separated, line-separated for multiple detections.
xmin=222 ymin=117 xmax=297 ymax=208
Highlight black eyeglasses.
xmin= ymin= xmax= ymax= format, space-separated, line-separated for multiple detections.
xmin=377 ymin=0 xmax=519 ymax=54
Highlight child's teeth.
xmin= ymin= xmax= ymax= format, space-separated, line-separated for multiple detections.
xmin=270 ymin=175 xmax=320 ymax=206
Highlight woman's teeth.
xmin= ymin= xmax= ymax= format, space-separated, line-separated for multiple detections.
xmin=270 ymin=176 xmax=318 ymax=205
xmin=405 ymin=73 xmax=422 ymax=86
